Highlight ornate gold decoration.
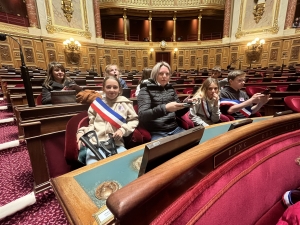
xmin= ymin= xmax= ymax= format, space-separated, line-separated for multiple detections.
xmin=61 ymin=0 xmax=74 ymax=22
xmin=235 ymin=0 xmax=280 ymax=39
xmin=245 ymin=38 xmax=265 ymax=64
xmin=132 ymin=156 xmax=142 ymax=171
xmin=0 ymin=45 xmax=12 ymax=61
xmin=45 ymin=0 xmax=91 ymax=39
xmin=174 ymin=48 xmax=178 ymax=59
xmin=253 ymin=3 xmax=265 ymax=23
xmin=95 ymin=181 xmax=120 ymax=200
xmin=160 ymin=40 xmax=167 ymax=50
xmin=63 ymin=38 xmax=81 ymax=65
xmin=0 ymin=22 xmax=29 ymax=34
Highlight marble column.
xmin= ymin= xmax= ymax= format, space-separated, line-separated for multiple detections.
xmin=198 ymin=10 xmax=202 ymax=41
xmin=173 ymin=12 xmax=177 ymax=42
xmin=25 ymin=0 xmax=38 ymax=27
xmin=284 ymin=0 xmax=297 ymax=29
xmin=223 ymin=0 xmax=232 ymax=38
xmin=123 ymin=9 xmax=128 ymax=41
xmin=93 ymin=0 xmax=102 ymax=38
xmin=149 ymin=11 xmax=152 ymax=42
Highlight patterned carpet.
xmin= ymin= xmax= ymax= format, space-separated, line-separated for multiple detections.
xmin=0 ymin=104 xmax=69 ymax=224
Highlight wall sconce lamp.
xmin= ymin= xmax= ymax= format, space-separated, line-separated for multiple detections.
xmin=63 ymin=38 xmax=81 ymax=65
xmin=150 ymin=48 xmax=154 ymax=59
xmin=174 ymin=48 xmax=178 ymax=59
xmin=63 ymin=38 xmax=81 ymax=52
xmin=245 ymin=38 xmax=265 ymax=67
xmin=246 ymin=37 xmax=265 ymax=51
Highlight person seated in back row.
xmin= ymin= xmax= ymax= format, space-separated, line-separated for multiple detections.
xmin=211 ymin=66 xmax=228 ymax=88
xmin=135 ymin=68 xmax=152 ymax=96
xmin=137 ymin=61 xmax=190 ymax=141
xmin=42 ymin=62 xmax=81 ymax=104
xmin=105 ymin=64 xmax=128 ymax=89
xmin=189 ymin=78 xmax=220 ymax=127
xmin=220 ymin=70 xmax=271 ymax=120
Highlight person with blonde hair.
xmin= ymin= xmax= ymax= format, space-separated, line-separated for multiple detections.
xmin=105 ymin=64 xmax=128 ymax=89
xmin=137 ymin=61 xmax=190 ymax=140
xmin=42 ymin=62 xmax=81 ymax=104
xmin=189 ymin=78 xmax=221 ymax=127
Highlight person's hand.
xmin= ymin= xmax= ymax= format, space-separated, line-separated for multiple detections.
xmin=166 ymin=102 xmax=185 ymax=112
xmin=113 ymin=129 xmax=123 ymax=141
xmin=62 ymin=86 xmax=68 ymax=91
xmin=212 ymin=93 xmax=219 ymax=106
xmin=259 ymin=94 xmax=271 ymax=105
xmin=250 ymin=93 xmax=263 ymax=104
xmin=183 ymin=95 xmax=193 ymax=103
xmin=76 ymin=133 xmax=84 ymax=149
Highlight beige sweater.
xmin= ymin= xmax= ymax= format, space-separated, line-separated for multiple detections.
xmin=77 ymin=96 xmax=139 ymax=147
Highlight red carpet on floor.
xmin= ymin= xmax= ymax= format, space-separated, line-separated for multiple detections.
xmin=0 ymin=103 xmax=69 ymax=224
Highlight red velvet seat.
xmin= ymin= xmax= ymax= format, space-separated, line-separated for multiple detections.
xmin=245 ymin=86 xmax=266 ymax=97
xmin=182 ymin=88 xmax=193 ymax=94
xmin=107 ymin=114 xmax=300 ymax=225
xmin=276 ymin=85 xmax=288 ymax=92
xmin=284 ymin=96 xmax=300 ymax=113
xmin=36 ymin=93 xmax=42 ymax=105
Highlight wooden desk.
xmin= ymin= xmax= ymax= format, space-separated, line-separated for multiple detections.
xmin=51 ymin=117 xmax=273 ymax=225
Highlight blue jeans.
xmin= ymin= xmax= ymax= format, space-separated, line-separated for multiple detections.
xmin=150 ymin=126 xmax=186 ymax=141
xmin=78 ymin=145 xmax=126 ymax=165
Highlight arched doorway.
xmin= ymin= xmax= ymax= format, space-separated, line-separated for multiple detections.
xmin=156 ymin=52 xmax=171 ymax=65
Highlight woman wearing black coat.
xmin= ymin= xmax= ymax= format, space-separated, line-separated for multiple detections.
xmin=137 ymin=61 xmax=190 ymax=141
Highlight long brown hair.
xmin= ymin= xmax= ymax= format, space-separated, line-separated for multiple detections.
xmin=43 ymin=62 xmax=72 ymax=89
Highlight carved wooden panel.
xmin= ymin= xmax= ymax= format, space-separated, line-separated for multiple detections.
xmin=118 ymin=49 xmax=124 ymax=54
xmin=105 ymin=55 xmax=111 ymax=65
xmin=105 ymin=49 xmax=110 ymax=54
xmin=290 ymin=46 xmax=299 ymax=61
xmin=203 ymin=49 xmax=209 ymax=54
xmin=203 ymin=55 xmax=208 ymax=66
xmin=46 ymin=42 xmax=55 ymax=48
xmin=89 ymin=54 xmax=96 ymax=66
xmin=89 ymin=48 xmax=95 ymax=52
xmin=22 ymin=40 xmax=32 ymax=46
xmin=131 ymin=57 xmax=136 ymax=67
xmin=131 ymin=51 xmax=136 ymax=56
xmin=47 ymin=50 xmax=57 ymax=62
xmin=231 ymin=46 xmax=238 ymax=51
xmin=24 ymin=48 xmax=35 ymax=63
xmin=271 ymin=42 xmax=280 ymax=47
xmin=269 ymin=49 xmax=278 ymax=61
xmin=143 ymin=57 xmax=148 ymax=68
xmin=216 ymin=54 xmax=221 ymax=66
xmin=292 ymin=39 xmax=300 ymax=45
xmin=118 ymin=56 xmax=124 ymax=68
xmin=0 ymin=45 xmax=12 ymax=61
xmin=179 ymin=50 xmax=184 ymax=55
xmin=179 ymin=56 xmax=183 ymax=67
xmin=190 ymin=50 xmax=196 ymax=55
xmin=216 ymin=49 xmax=222 ymax=53
xmin=190 ymin=56 xmax=195 ymax=67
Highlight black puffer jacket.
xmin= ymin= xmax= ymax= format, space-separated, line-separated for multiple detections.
xmin=137 ymin=79 xmax=189 ymax=132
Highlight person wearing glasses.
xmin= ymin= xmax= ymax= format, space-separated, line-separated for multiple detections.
xmin=137 ymin=61 xmax=190 ymax=141
xmin=220 ymin=70 xmax=270 ymax=120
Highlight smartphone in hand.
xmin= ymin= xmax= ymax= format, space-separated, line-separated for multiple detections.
xmin=261 ymin=89 xmax=270 ymax=95
xmin=182 ymin=102 xmax=193 ymax=108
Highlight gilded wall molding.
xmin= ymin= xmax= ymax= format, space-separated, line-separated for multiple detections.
xmin=45 ymin=0 xmax=91 ymax=39
xmin=0 ymin=22 xmax=29 ymax=34
xmin=235 ymin=0 xmax=280 ymax=39
xmin=98 ymin=0 xmax=225 ymax=10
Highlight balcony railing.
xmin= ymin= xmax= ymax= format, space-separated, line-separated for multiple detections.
xmin=104 ymin=32 xmax=139 ymax=41
xmin=0 ymin=12 xmax=29 ymax=27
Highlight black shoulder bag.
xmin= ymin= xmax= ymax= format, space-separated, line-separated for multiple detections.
xmin=79 ymin=130 xmax=118 ymax=161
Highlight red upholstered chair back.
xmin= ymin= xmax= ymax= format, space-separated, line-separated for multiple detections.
xmin=276 ymin=85 xmax=288 ymax=92
xmin=64 ymin=111 xmax=88 ymax=165
xmin=182 ymin=88 xmax=193 ymax=94
xmin=245 ymin=86 xmax=266 ymax=97
xmin=36 ymin=93 xmax=42 ymax=105
xmin=106 ymin=114 xmax=300 ymax=225
xmin=284 ymin=96 xmax=300 ymax=113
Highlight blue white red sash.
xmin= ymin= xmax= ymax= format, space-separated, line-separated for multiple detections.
xmin=91 ymin=97 xmax=126 ymax=129
xmin=220 ymin=99 xmax=252 ymax=117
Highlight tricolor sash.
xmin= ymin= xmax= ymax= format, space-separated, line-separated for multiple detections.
xmin=91 ymin=97 xmax=126 ymax=129
xmin=220 ymin=98 xmax=252 ymax=117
